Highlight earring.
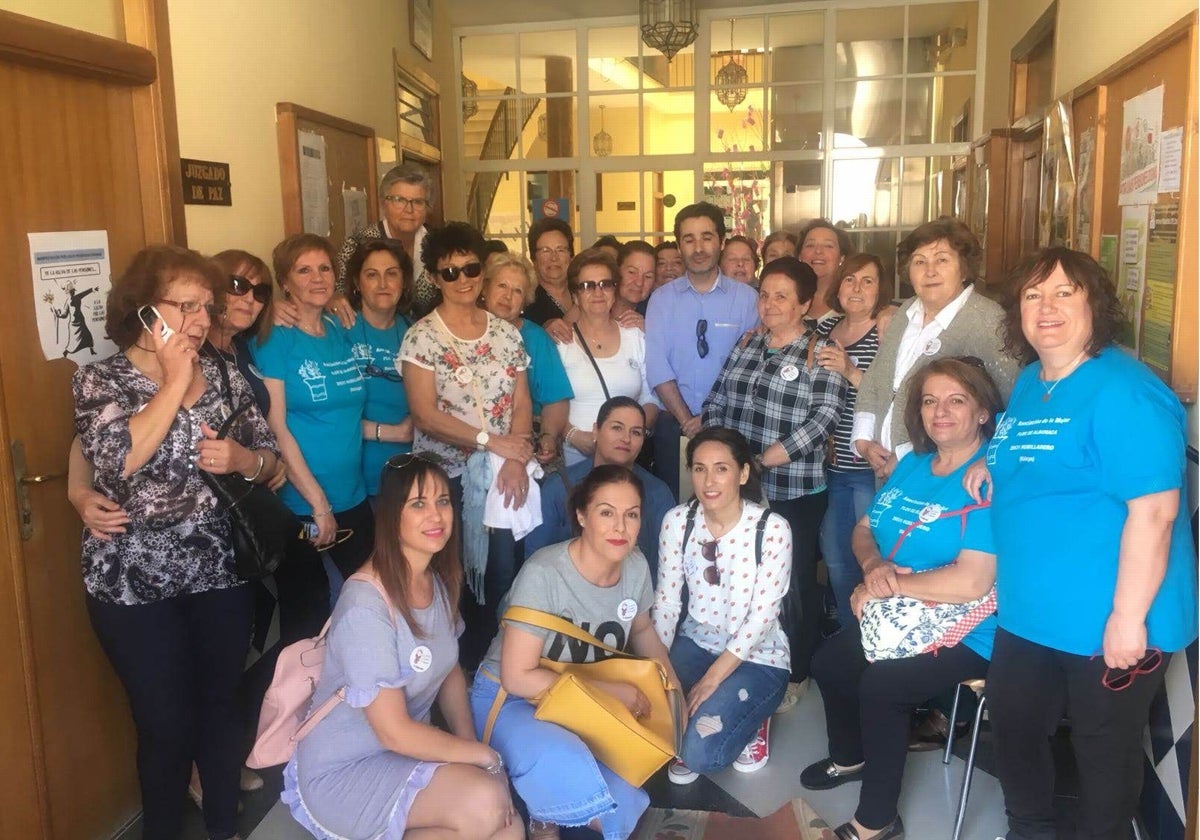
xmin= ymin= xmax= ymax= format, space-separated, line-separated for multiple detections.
xmin=978 ymin=416 xmax=987 ymax=424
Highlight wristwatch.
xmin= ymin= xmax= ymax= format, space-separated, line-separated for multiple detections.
xmin=476 ymin=430 xmax=490 ymax=451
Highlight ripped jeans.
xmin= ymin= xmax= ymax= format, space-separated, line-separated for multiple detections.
xmin=670 ymin=636 xmax=789 ymax=773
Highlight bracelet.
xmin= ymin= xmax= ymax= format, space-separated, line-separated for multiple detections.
xmin=374 ymin=422 xmax=382 ymax=443
xmin=243 ymin=452 xmax=266 ymax=482
xmin=483 ymin=754 xmax=505 ymax=775
xmin=312 ymin=507 xmax=333 ymax=517
xmin=564 ymin=426 xmax=577 ymax=447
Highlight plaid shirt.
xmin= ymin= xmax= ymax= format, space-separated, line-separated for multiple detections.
xmin=702 ymin=331 xmax=846 ymax=501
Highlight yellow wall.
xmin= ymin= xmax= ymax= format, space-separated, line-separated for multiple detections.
xmin=0 ymin=0 xmax=123 ymax=39
xmin=168 ymin=0 xmax=459 ymax=262
xmin=983 ymin=0 xmax=1198 ymax=132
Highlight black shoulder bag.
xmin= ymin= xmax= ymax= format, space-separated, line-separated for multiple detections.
xmin=201 ymin=349 xmax=300 ymax=580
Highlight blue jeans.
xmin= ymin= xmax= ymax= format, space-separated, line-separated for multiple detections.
xmin=818 ymin=469 xmax=875 ymax=627
xmin=669 ymin=636 xmax=789 ymax=773
xmin=469 ymin=672 xmax=649 ymax=840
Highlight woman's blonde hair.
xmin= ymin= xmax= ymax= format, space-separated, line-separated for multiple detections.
xmin=482 ymin=252 xmax=537 ymax=307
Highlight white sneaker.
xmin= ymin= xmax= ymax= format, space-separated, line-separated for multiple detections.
xmin=733 ymin=718 xmax=770 ymax=773
xmin=668 ymin=758 xmax=699 ymax=784
xmin=774 ymin=679 xmax=808 ymax=714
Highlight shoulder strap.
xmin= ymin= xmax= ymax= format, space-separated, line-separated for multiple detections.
xmin=501 ymin=605 xmax=633 ymax=659
xmin=883 ymin=501 xmax=991 ymax=563
xmin=679 ymin=497 xmax=700 ymax=555
xmin=573 ymin=323 xmax=611 ymax=401
xmin=346 ymin=571 xmax=398 ymax=625
xmin=753 ymin=507 xmax=771 ymax=567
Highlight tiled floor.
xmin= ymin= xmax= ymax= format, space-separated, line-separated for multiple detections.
xmin=229 ymin=684 xmax=1013 ymax=840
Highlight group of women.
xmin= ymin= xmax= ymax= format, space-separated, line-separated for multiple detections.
xmin=69 ymin=174 xmax=1195 ymax=840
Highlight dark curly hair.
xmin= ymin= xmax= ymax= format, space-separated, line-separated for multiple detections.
xmin=344 ymin=239 xmax=413 ymax=314
xmin=897 ymin=217 xmax=982 ymax=285
xmin=1000 ymin=247 xmax=1125 ymax=365
xmin=420 ymin=222 xmax=486 ymax=277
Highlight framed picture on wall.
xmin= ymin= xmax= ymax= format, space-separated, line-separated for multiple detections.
xmin=410 ymin=0 xmax=433 ymax=61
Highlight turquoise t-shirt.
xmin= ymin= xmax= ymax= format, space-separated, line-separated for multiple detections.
xmin=519 ymin=319 xmax=573 ymax=415
xmin=251 ymin=318 xmax=367 ymax=514
xmin=986 ymin=348 xmax=1197 ymax=656
xmin=350 ymin=316 xmax=411 ymax=496
xmin=867 ymin=448 xmax=997 ymax=660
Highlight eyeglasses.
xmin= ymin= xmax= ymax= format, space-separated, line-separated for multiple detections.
xmin=229 ymin=275 xmax=272 ymax=303
xmin=1097 ymin=648 xmax=1163 ymax=692
xmin=157 ymin=298 xmax=216 ymax=317
xmin=696 ymin=319 xmax=709 ymax=359
xmin=382 ymin=196 xmax=428 ymax=211
xmin=700 ymin=540 xmax=720 ymax=585
xmin=364 ymin=363 xmax=402 ymax=382
xmin=437 ymin=262 xmax=483 ymax=283
xmin=574 ymin=280 xmax=617 ymax=293
xmin=535 ymin=246 xmax=571 ymax=259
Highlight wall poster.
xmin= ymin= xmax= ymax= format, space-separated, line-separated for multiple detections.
xmin=27 ymin=230 xmax=115 ymax=363
xmin=1119 ymin=85 xmax=1163 ymax=205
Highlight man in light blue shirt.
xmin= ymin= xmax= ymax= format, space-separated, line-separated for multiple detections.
xmin=645 ymin=202 xmax=760 ymax=498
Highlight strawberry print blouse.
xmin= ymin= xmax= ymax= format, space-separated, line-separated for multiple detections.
xmin=652 ymin=500 xmax=792 ymax=670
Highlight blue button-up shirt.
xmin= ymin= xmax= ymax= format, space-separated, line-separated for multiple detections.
xmin=644 ymin=271 xmax=760 ymax=415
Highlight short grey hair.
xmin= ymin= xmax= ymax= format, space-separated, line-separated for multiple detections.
xmin=379 ymin=162 xmax=434 ymax=206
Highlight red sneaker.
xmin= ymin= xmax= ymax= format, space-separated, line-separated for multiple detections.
xmin=733 ymin=717 xmax=770 ymax=773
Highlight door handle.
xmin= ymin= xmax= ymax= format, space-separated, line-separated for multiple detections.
xmin=12 ymin=441 xmax=66 ymax=540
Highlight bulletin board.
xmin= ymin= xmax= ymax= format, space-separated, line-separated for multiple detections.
xmin=1068 ymin=12 xmax=1198 ymax=402
xmin=276 ymin=102 xmax=379 ymax=245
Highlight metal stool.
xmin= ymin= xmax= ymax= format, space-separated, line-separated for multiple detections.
xmin=943 ymin=679 xmax=987 ymax=840
xmin=944 ymin=680 xmax=1146 ymax=840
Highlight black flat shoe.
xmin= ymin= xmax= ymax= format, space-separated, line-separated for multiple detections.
xmin=832 ymin=815 xmax=904 ymax=840
xmin=799 ymin=757 xmax=864 ymax=790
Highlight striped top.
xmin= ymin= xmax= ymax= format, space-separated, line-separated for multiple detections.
xmin=817 ymin=317 xmax=880 ymax=472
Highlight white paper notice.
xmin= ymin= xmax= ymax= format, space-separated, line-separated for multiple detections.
xmin=1119 ymin=85 xmax=1163 ymax=205
xmin=343 ymin=188 xmax=369 ymax=237
xmin=1158 ymin=126 xmax=1183 ymax=193
xmin=1117 ymin=205 xmax=1149 ymax=353
xmin=28 ymin=230 xmax=116 ymax=363
xmin=298 ymin=130 xmax=330 ymax=235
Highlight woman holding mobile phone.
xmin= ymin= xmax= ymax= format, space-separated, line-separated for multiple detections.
xmin=72 ymin=245 xmax=279 ymax=840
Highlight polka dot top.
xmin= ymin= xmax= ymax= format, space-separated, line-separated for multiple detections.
xmin=651 ymin=500 xmax=792 ymax=670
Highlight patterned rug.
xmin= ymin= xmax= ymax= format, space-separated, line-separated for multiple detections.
xmin=631 ymin=799 xmax=835 ymax=840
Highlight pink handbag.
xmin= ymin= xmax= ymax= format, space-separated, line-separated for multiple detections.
xmin=246 ymin=573 xmax=392 ymax=769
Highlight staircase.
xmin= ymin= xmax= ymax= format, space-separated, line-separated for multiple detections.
xmin=465 ymin=87 xmax=541 ymax=234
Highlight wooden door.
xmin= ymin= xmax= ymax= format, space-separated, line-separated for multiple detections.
xmin=0 ymin=6 xmax=184 ymax=839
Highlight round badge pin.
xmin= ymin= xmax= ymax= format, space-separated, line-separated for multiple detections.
xmin=454 ymin=366 xmax=474 ymax=385
xmin=617 ymin=598 xmax=638 ymax=622
xmin=780 ymin=364 xmax=800 ymax=382
xmin=923 ymin=337 xmax=942 ymax=356
xmin=917 ymin=503 xmax=943 ymax=524
xmin=409 ymin=646 xmax=433 ymax=673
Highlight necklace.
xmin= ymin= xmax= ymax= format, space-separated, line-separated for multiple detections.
xmin=1040 ymin=350 xmax=1088 ymax=402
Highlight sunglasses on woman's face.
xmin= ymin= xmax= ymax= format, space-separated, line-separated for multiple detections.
xmin=437 ymin=262 xmax=483 ymax=283
xmin=575 ymin=279 xmax=618 ymax=293
xmin=229 ymin=274 xmax=272 ymax=303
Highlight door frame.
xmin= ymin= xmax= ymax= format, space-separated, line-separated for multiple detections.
xmin=0 ymin=4 xmax=184 ymax=836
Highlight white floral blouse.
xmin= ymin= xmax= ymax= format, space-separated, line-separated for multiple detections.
xmin=397 ymin=310 xmax=529 ymax=478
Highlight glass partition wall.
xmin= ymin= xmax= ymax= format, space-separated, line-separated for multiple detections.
xmin=456 ymin=1 xmax=980 ymax=296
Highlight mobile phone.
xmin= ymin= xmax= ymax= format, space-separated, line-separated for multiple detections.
xmin=137 ymin=305 xmax=175 ymax=341
xmin=301 ymin=521 xmax=320 ymax=541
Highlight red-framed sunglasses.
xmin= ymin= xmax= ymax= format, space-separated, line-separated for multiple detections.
xmin=1094 ymin=648 xmax=1163 ymax=692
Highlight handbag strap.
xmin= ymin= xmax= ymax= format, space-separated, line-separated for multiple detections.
xmin=680 ymin=497 xmax=771 ymax=568
xmin=483 ymin=603 xmax=639 ymax=747
xmin=204 ymin=343 xmax=253 ymax=440
xmin=883 ymin=500 xmax=991 ymax=564
xmin=573 ymin=323 xmax=611 ymax=401
xmin=292 ymin=572 xmax=397 ymax=743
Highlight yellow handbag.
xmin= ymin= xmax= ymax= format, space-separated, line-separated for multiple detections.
xmin=482 ymin=605 xmax=683 ymax=787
